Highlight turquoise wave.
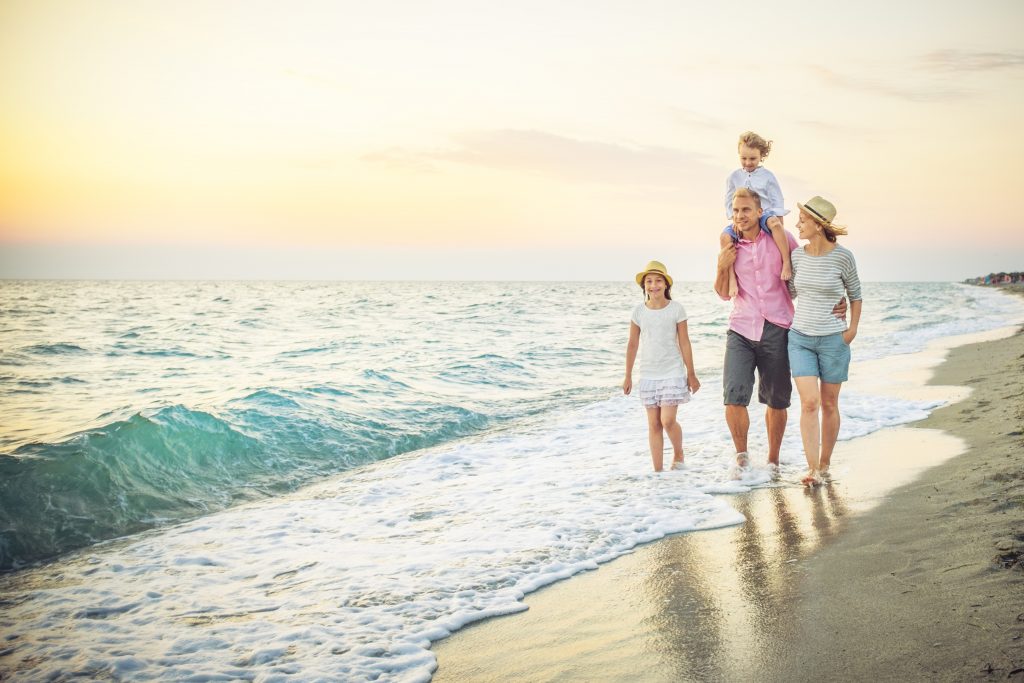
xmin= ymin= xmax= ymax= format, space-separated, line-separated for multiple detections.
xmin=0 ymin=398 xmax=491 ymax=571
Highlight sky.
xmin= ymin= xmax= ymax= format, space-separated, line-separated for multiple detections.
xmin=1 ymin=0 xmax=1022 ymax=281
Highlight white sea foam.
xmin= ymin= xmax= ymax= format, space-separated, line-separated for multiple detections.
xmin=2 ymin=282 xmax=1023 ymax=681
xmin=0 ymin=376 xmax=956 ymax=681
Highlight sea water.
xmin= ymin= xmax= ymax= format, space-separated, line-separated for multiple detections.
xmin=1 ymin=280 xmax=1022 ymax=681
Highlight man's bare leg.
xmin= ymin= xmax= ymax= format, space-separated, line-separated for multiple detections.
xmin=765 ymin=406 xmax=787 ymax=466
xmin=725 ymin=404 xmax=749 ymax=466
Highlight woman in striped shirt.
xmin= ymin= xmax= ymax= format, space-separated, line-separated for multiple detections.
xmin=787 ymin=196 xmax=863 ymax=486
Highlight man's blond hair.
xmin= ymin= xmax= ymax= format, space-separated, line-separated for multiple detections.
xmin=732 ymin=187 xmax=762 ymax=209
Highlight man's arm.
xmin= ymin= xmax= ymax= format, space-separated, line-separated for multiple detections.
xmin=714 ymin=243 xmax=736 ymax=300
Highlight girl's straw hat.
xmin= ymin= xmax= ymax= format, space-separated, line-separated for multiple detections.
xmin=635 ymin=260 xmax=673 ymax=287
xmin=797 ymin=196 xmax=848 ymax=235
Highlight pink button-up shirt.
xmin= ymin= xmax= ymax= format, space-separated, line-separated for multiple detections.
xmin=720 ymin=229 xmax=798 ymax=342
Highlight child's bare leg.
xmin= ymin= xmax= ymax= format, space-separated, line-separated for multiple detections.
xmin=719 ymin=231 xmax=738 ymax=297
xmin=645 ymin=406 xmax=665 ymax=471
xmin=661 ymin=405 xmax=683 ymax=464
xmin=766 ymin=216 xmax=792 ymax=280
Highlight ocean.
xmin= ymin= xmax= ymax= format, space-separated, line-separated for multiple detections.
xmin=2 ymin=280 xmax=1022 ymax=681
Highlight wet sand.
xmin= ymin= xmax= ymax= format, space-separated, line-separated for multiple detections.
xmin=432 ymin=321 xmax=1024 ymax=681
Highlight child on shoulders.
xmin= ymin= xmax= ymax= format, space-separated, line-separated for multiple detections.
xmin=721 ymin=131 xmax=792 ymax=297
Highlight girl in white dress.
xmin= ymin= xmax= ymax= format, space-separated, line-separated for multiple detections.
xmin=623 ymin=261 xmax=701 ymax=472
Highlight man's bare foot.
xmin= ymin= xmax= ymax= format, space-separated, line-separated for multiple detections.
xmin=728 ymin=452 xmax=750 ymax=480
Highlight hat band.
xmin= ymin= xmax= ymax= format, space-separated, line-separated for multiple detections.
xmin=805 ymin=206 xmax=831 ymax=225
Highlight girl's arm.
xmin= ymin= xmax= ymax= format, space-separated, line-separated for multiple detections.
xmin=676 ymin=321 xmax=701 ymax=394
xmin=623 ymin=322 xmax=640 ymax=394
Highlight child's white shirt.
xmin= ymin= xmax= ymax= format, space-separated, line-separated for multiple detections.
xmin=630 ymin=300 xmax=688 ymax=380
xmin=724 ymin=166 xmax=789 ymax=219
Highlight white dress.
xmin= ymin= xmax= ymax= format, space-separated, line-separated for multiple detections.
xmin=631 ymin=300 xmax=691 ymax=407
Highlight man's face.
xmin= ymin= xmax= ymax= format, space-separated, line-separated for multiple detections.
xmin=731 ymin=195 xmax=763 ymax=234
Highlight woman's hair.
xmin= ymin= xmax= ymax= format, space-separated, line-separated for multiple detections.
xmin=820 ymin=224 xmax=840 ymax=243
xmin=638 ymin=274 xmax=672 ymax=300
xmin=737 ymin=131 xmax=772 ymax=159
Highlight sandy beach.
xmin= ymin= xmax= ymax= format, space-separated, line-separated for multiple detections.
xmin=432 ymin=304 xmax=1024 ymax=681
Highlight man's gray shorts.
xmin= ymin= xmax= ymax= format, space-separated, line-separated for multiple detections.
xmin=723 ymin=322 xmax=792 ymax=409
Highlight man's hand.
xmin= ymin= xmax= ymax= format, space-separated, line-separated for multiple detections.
xmin=718 ymin=243 xmax=737 ymax=271
xmin=832 ymin=297 xmax=848 ymax=321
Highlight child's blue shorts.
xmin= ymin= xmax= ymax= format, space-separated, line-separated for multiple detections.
xmin=723 ymin=214 xmax=774 ymax=241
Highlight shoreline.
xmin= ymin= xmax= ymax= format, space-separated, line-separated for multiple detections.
xmin=432 ymin=319 xmax=1024 ymax=680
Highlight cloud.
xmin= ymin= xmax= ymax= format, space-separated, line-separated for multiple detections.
xmin=670 ymin=108 xmax=728 ymax=131
xmin=810 ymin=66 xmax=966 ymax=103
xmin=360 ymin=148 xmax=439 ymax=173
xmin=920 ymin=49 xmax=1024 ymax=72
xmin=383 ymin=129 xmax=718 ymax=188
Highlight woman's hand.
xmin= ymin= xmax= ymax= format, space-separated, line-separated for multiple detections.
xmin=622 ymin=375 xmax=632 ymax=395
xmin=842 ymin=327 xmax=857 ymax=345
xmin=687 ymin=374 xmax=701 ymax=394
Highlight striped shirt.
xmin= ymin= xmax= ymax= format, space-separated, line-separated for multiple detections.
xmin=789 ymin=244 xmax=863 ymax=336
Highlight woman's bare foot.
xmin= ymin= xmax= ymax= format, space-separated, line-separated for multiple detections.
xmin=801 ymin=469 xmax=821 ymax=486
xmin=671 ymin=459 xmax=685 ymax=470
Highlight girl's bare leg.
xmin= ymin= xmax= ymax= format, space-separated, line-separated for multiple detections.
xmin=766 ymin=216 xmax=792 ymax=280
xmin=660 ymin=404 xmax=683 ymax=465
xmin=720 ymin=231 xmax=739 ymax=297
xmin=645 ymin=406 xmax=665 ymax=471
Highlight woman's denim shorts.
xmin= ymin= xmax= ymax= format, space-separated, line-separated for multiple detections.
xmin=787 ymin=329 xmax=850 ymax=384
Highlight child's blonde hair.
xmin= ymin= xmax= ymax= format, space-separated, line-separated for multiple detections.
xmin=737 ymin=131 xmax=772 ymax=159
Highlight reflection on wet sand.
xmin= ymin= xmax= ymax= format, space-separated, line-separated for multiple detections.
xmin=432 ymin=429 xmax=965 ymax=682
xmin=432 ymin=483 xmax=852 ymax=683
xmin=645 ymin=484 xmax=848 ymax=680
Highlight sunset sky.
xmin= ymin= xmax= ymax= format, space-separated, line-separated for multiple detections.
xmin=1 ymin=0 xmax=1022 ymax=281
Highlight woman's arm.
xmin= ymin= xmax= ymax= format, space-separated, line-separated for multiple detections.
xmin=623 ymin=322 xmax=640 ymax=394
xmin=676 ymin=321 xmax=701 ymax=394
xmin=843 ymin=299 xmax=862 ymax=345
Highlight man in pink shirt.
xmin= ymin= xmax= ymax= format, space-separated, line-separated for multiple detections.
xmin=714 ymin=188 xmax=844 ymax=472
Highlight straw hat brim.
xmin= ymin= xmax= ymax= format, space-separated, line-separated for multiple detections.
xmin=635 ymin=269 xmax=673 ymax=287
xmin=797 ymin=202 xmax=848 ymax=235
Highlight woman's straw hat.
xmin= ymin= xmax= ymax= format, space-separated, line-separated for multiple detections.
xmin=797 ymin=196 xmax=848 ymax=235
xmin=635 ymin=260 xmax=673 ymax=287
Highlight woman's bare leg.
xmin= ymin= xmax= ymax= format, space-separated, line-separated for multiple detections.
xmin=794 ymin=376 xmax=822 ymax=483
xmin=818 ymin=382 xmax=843 ymax=473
